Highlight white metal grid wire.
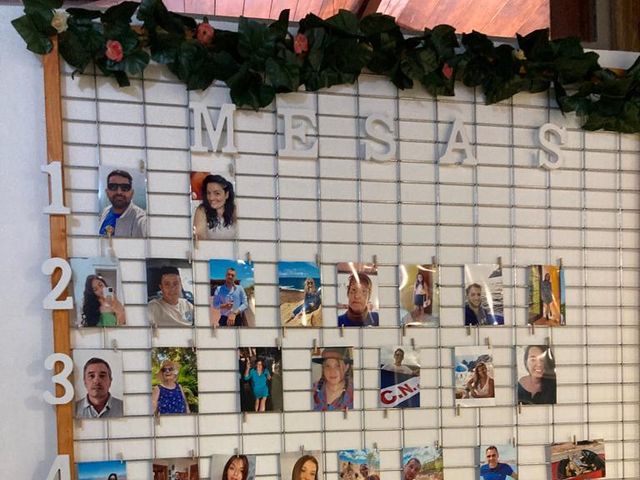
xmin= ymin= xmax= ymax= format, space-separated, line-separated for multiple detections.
xmin=61 ymin=53 xmax=639 ymax=479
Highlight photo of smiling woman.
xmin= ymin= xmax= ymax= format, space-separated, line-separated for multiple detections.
xmin=281 ymin=451 xmax=322 ymax=480
xmin=210 ymin=454 xmax=256 ymax=480
xmin=517 ymin=345 xmax=557 ymax=405
xmin=191 ymin=172 xmax=237 ymax=240
xmin=312 ymin=346 xmax=354 ymax=411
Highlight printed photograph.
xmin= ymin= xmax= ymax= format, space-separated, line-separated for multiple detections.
xmin=516 ymin=345 xmax=557 ymax=405
xmin=338 ymin=449 xmax=380 ymax=480
xmin=77 ymin=460 xmax=127 ymax=480
xmin=210 ymin=454 xmax=256 ymax=480
xmin=280 ymin=451 xmax=323 ymax=480
xmin=464 ymin=263 xmax=504 ymax=326
xmin=98 ymin=163 xmax=147 ymax=238
xmin=146 ymin=259 xmax=194 ymax=327
xmin=153 ymin=457 xmax=199 ymax=480
xmin=209 ymin=259 xmax=255 ymax=327
xmin=73 ymin=349 xmax=124 ymax=419
xmin=380 ymin=346 xmax=420 ymax=408
xmin=454 ymin=346 xmax=495 ymax=407
xmin=279 ymin=261 xmax=323 ymax=327
xmin=528 ymin=265 xmax=566 ymax=326
xmin=399 ymin=264 xmax=440 ymax=326
xmin=402 ymin=446 xmax=444 ymax=480
xmin=70 ymin=256 xmax=126 ymax=327
xmin=151 ymin=347 xmax=198 ymax=415
xmin=191 ymin=171 xmax=237 ymax=240
xmin=337 ymin=262 xmax=379 ymax=327
xmin=238 ymin=347 xmax=283 ymax=412
xmin=312 ymin=346 xmax=354 ymax=411
xmin=478 ymin=444 xmax=518 ymax=480
xmin=550 ymin=439 xmax=605 ymax=480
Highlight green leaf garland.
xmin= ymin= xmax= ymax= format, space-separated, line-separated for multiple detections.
xmin=11 ymin=0 xmax=640 ymax=133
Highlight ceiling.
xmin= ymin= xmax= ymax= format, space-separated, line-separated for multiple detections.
xmin=80 ymin=0 xmax=551 ymax=37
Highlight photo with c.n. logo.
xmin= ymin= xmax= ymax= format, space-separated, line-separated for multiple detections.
xmin=379 ymin=346 xmax=420 ymax=408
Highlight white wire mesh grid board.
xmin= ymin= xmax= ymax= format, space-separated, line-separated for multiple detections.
xmin=60 ymin=57 xmax=639 ymax=480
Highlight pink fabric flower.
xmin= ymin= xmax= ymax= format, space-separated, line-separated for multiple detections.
xmin=442 ymin=62 xmax=453 ymax=80
xmin=196 ymin=19 xmax=215 ymax=45
xmin=293 ymin=33 xmax=309 ymax=55
xmin=105 ymin=40 xmax=124 ymax=62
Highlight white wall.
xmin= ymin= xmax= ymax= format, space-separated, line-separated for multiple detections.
xmin=0 ymin=5 xmax=57 ymax=478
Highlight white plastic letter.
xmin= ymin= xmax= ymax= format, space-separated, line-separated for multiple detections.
xmin=45 ymin=455 xmax=71 ymax=480
xmin=278 ymin=108 xmax=318 ymax=158
xmin=439 ymin=118 xmax=477 ymax=165
xmin=190 ymin=101 xmax=238 ymax=154
xmin=42 ymin=257 xmax=73 ymax=310
xmin=538 ymin=122 xmax=566 ymax=169
xmin=363 ymin=113 xmax=396 ymax=161
xmin=43 ymin=353 xmax=74 ymax=405
xmin=42 ymin=161 xmax=70 ymax=215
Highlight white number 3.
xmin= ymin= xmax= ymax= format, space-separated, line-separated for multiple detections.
xmin=43 ymin=353 xmax=74 ymax=405
xmin=46 ymin=454 xmax=71 ymax=480
xmin=42 ymin=257 xmax=73 ymax=310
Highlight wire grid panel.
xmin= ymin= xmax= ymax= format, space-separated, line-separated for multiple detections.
xmin=60 ymin=57 xmax=639 ymax=480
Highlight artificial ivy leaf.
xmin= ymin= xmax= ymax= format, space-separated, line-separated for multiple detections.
xmin=65 ymin=8 xmax=101 ymax=20
xmin=121 ymin=49 xmax=150 ymax=75
xmin=360 ymin=13 xmax=399 ymax=35
xmin=555 ymin=52 xmax=599 ymax=84
xmin=150 ymin=33 xmax=180 ymax=64
xmin=484 ymin=75 xmax=525 ymax=104
xmin=67 ymin=16 xmax=104 ymax=53
xmin=324 ymin=9 xmax=360 ymax=36
xmin=517 ymin=28 xmax=551 ymax=61
xmin=210 ymin=51 xmax=239 ymax=81
xmin=330 ymin=39 xmax=370 ymax=74
xmin=430 ymin=24 xmax=458 ymax=59
xmin=11 ymin=15 xmax=52 ymax=54
xmin=265 ymin=53 xmax=300 ymax=92
xmin=102 ymin=1 xmax=139 ymax=26
xmin=112 ymin=70 xmax=131 ymax=87
xmin=24 ymin=0 xmax=61 ymax=12
xmin=237 ymin=17 xmax=276 ymax=69
xmin=58 ymin=29 xmax=93 ymax=71
xmin=137 ymin=0 xmax=193 ymax=34
xmin=228 ymin=67 xmax=275 ymax=109
xmin=299 ymin=12 xmax=325 ymax=31
xmin=268 ymin=9 xmax=289 ymax=39
xmin=461 ymin=31 xmax=494 ymax=56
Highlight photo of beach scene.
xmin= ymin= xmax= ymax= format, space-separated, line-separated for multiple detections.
xmin=77 ymin=460 xmax=127 ymax=480
xmin=279 ymin=261 xmax=322 ymax=327
xmin=338 ymin=449 xmax=380 ymax=480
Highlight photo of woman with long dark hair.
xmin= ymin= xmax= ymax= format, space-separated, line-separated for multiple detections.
xmin=517 ymin=345 xmax=557 ymax=405
xmin=193 ymin=173 xmax=237 ymax=239
xmin=81 ymin=274 xmax=126 ymax=327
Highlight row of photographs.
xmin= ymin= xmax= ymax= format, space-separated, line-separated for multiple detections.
xmin=76 ymin=440 xmax=606 ymax=480
xmin=74 ymin=344 xmax=555 ymax=419
xmin=71 ymin=258 xmax=566 ymax=329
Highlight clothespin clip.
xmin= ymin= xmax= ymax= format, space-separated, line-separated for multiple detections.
xmin=402 ymin=324 xmax=407 ymax=337
xmin=211 ymin=322 xmax=217 ymax=337
xmin=116 ymin=452 xmax=124 ymax=463
xmin=411 ymin=338 xmax=416 ymax=349
xmin=485 ymin=337 xmax=491 ymax=349
xmin=315 ymin=253 xmax=321 ymax=265
xmin=276 ymin=336 xmax=282 ymax=350
xmin=546 ymin=336 xmax=551 ymax=346
xmin=228 ymin=163 xmax=235 ymax=176
xmin=139 ymin=159 xmax=145 ymax=172
xmin=373 ymin=443 xmax=378 ymax=453
xmin=511 ymin=437 xmax=516 ymax=447
xmin=466 ymin=325 xmax=471 ymax=336
xmin=343 ymin=407 xmax=348 ymax=419
xmin=105 ymin=226 xmax=114 ymax=252
xmin=517 ymin=402 xmax=522 ymax=414
xmin=434 ymin=440 xmax=440 ymax=449
xmin=189 ymin=338 xmax=196 ymax=352
xmin=155 ymin=410 xmax=161 ymax=424
xmin=373 ymin=255 xmax=378 ymax=268
xmin=74 ymin=417 xmax=83 ymax=429
xmin=282 ymin=326 xmax=287 ymax=338
xmin=187 ymin=247 xmax=193 ymax=265
xmin=246 ymin=251 xmax=252 ymax=265
xmin=340 ymin=325 xmax=344 ymax=337
xmin=111 ymin=339 xmax=118 ymax=352
xmin=242 ymin=412 xmax=247 ymax=423
xmin=152 ymin=321 xmax=159 ymax=338
xmin=383 ymin=409 xmax=388 ymax=419
xmin=558 ymin=257 xmax=563 ymax=269
xmin=190 ymin=449 xmax=196 ymax=460
xmin=455 ymin=404 xmax=461 ymax=416
xmin=497 ymin=256 xmax=503 ymax=270
xmin=312 ymin=339 xmax=320 ymax=356
xmin=529 ymin=323 xmax=535 ymax=335
xmin=300 ymin=445 xmax=305 ymax=455
xmin=572 ymin=435 xmax=577 ymax=445
xmin=235 ymin=448 xmax=240 ymax=458
xmin=431 ymin=255 xmax=437 ymax=265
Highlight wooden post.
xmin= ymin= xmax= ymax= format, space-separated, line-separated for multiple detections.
xmin=43 ymin=35 xmax=75 ymax=477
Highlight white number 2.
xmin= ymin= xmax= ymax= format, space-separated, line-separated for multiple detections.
xmin=45 ymin=454 xmax=71 ymax=480
xmin=43 ymin=353 xmax=74 ymax=405
xmin=42 ymin=258 xmax=73 ymax=310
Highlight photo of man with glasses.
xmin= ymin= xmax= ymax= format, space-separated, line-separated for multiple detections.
xmin=99 ymin=169 xmax=148 ymax=237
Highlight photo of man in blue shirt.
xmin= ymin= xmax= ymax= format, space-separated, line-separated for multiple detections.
xmin=480 ymin=446 xmax=518 ymax=480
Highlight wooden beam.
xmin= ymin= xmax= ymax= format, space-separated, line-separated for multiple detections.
xmin=610 ymin=0 xmax=640 ymax=51
xmin=43 ymin=36 xmax=75 ymax=479
xmin=550 ymin=0 xmax=596 ymax=41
